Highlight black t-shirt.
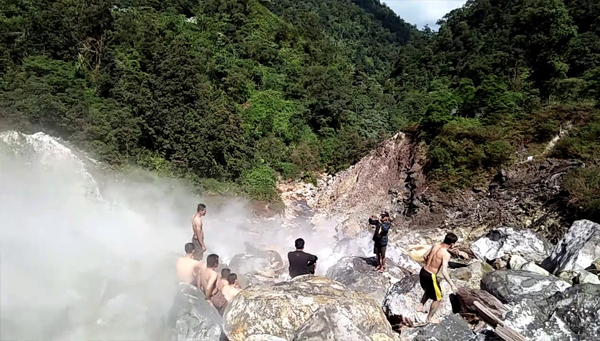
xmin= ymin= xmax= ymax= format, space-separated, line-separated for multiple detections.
xmin=288 ymin=250 xmax=318 ymax=278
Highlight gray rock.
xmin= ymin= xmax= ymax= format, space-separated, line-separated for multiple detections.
xmin=481 ymin=270 xmax=570 ymax=304
xmin=450 ymin=261 xmax=494 ymax=289
xmin=292 ymin=305 xmax=372 ymax=341
xmin=549 ymin=284 xmax=600 ymax=340
xmin=504 ymin=299 xmax=578 ymax=341
xmin=542 ymin=220 xmax=600 ymax=274
xmin=228 ymin=248 xmax=285 ymax=279
xmin=576 ymin=229 xmax=600 ymax=270
xmin=325 ymin=256 xmax=412 ymax=304
xmin=504 ymin=284 xmax=600 ymax=341
xmin=411 ymin=314 xmax=477 ymax=341
xmin=383 ymin=274 xmax=453 ymax=327
xmin=471 ymin=227 xmax=551 ymax=264
xmin=223 ymin=276 xmax=397 ymax=341
xmin=167 ymin=283 xmax=222 ymax=341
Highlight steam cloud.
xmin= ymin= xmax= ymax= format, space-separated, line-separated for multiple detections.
xmin=0 ymin=132 xmax=338 ymax=340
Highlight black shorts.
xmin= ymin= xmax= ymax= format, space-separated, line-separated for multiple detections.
xmin=374 ymin=243 xmax=387 ymax=258
xmin=419 ymin=268 xmax=442 ymax=301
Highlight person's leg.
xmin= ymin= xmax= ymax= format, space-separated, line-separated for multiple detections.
xmin=374 ymin=245 xmax=381 ymax=270
xmin=426 ymin=300 xmax=441 ymax=323
xmin=416 ymin=293 xmax=428 ymax=313
xmin=378 ymin=246 xmax=387 ymax=272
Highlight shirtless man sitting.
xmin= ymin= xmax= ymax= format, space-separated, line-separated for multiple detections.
xmin=222 ymin=273 xmax=241 ymax=302
xmin=191 ymin=203 xmax=207 ymax=260
xmin=198 ymin=254 xmax=228 ymax=315
xmin=176 ymin=243 xmax=205 ymax=287
xmin=415 ymin=232 xmax=459 ymax=324
xmin=218 ymin=268 xmax=231 ymax=291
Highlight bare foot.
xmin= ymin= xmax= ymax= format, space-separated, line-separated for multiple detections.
xmin=416 ymin=305 xmax=426 ymax=313
xmin=373 ymin=265 xmax=381 ymax=271
xmin=378 ymin=266 xmax=385 ymax=273
xmin=428 ymin=318 xmax=441 ymax=324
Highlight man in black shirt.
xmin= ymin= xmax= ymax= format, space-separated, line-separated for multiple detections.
xmin=288 ymin=238 xmax=318 ymax=278
xmin=369 ymin=211 xmax=391 ymax=273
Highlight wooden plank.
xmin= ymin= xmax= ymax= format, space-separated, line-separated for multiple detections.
xmin=496 ymin=325 xmax=528 ymax=341
xmin=473 ymin=300 xmax=504 ymax=327
xmin=457 ymin=287 xmax=508 ymax=315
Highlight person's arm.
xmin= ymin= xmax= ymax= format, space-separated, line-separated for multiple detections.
xmin=205 ymin=272 xmax=218 ymax=302
xmin=368 ymin=216 xmax=379 ymax=226
xmin=441 ymin=252 xmax=457 ymax=292
xmin=194 ymin=220 xmax=206 ymax=252
xmin=380 ymin=222 xmax=391 ymax=236
xmin=422 ymin=246 xmax=433 ymax=263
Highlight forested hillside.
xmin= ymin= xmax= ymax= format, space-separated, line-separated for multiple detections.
xmin=0 ymin=0 xmax=414 ymax=200
xmin=1 ymin=0 xmax=599 ymax=218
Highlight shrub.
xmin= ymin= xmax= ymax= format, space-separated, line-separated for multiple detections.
xmin=241 ymin=165 xmax=278 ymax=201
xmin=563 ymin=166 xmax=600 ymax=222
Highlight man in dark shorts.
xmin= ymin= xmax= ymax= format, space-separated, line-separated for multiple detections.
xmin=416 ymin=232 xmax=459 ymax=323
xmin=288 ymin=238 xmax=318 ymax=278
xmin=369 ymin=211 xmax=391 ymax=273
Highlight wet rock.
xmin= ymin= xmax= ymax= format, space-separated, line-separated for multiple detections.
xmin=325 ymin=256 xmax=412 ymax=304
xmin=167 ymin=283 xmax=222 ymax=341
xmin=223 ymin=276 xmax=397 ymax=341
xmin=471 ymin=227 xmax=551 ymax=264
xmin=410 ymin=314 xmax=477 ymax=341
xmin=481 ymin=270 xmax=570 ymax=304
xmin=504 ymin=284 xmax=600 ymax=340
xmin=541 ymin=220 xmax=600 ymax=274
xmin=383 ymin=274 xmax=453 ymax=327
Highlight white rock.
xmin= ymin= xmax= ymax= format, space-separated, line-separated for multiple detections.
xmin=471 ymin=227 xmax=551 ymax=263
xmin=521 ymin=262 xmax=550 ymax=276
xmin=577 ymin=270 xmax=600 ymax=285
xmin=542 ymin=220 xmax=600 ymax=274
xmin=509 ymin=255 xmax=527 ymax=270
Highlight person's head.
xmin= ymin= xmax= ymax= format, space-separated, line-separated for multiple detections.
xmin=197 ymin=203 xmax=207 ymax=216
xmin=294 ymin=238 xmax=305 ymax=250
xmin=443 ymin=232 xmax=458 ymax=246
xmin=227 ymin=273 xmax=238 ymax=285
xmin=221 ymin=268 xmax=231 ymax=278
xmin=380 ymin=211 xmax=390 ymax=221
xmin=207 ymin=254 xmax=219 ymax=268
xmin=184 ymin=242 xmax=195 ymax=255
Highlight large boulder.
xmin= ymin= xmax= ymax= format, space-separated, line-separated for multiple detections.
xmin=167 ymin=283 xmax=222 ymax=341
xmin=450 ymin=261 xmax=494 ymax=289
xmin=402 ymin=314 xmax=477 ymax=341
xmin=470 ymin=227 xmax=551 ymax=264
xmin=222 ymin=276 xmax=397 ymax=341
xmin=481 ymin=270 xmax=570 ymax=304
xmin=504 ymin=284 xmax=600 ymax=340
xmin=228 ymin=247 xmax=286 ymax=280
xmin=383 ymin=274 xmax=453 ymax=327
xmin=325 ymin=256 xmax=412 ymax=304
xmin=542 ymin=219 xmax=600 ymax=274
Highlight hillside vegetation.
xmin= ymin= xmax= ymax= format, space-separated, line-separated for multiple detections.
xmin=1 ymin=0 xmax=599 ymax=219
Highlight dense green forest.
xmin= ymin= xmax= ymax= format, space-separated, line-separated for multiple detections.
xmin=0 ymin=0 xmax=599 ymax=219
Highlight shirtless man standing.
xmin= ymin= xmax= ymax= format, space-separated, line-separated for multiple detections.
xmin=416 ymin=232 xmax=459 ymax=324
xmin=198 ymin=254 xmax=228 ymax=315
xmin=191 ymin=203 xmax=207 ymax=260
xmin=176 ymin=243 xmax=205 ymax=287
xmin=222 ymin=273 xmax=241 ymax=302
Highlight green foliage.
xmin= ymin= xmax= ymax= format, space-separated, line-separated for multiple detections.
xmin=564 ymin=166 xmax=600 ymax=222
xmin=241 ymin=164 xmax=278 ymax=201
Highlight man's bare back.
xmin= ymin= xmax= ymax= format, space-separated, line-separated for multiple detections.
xmin=423 ymin=243 xmax=448 ymax=275
xmin=176 ymin=257 xmax=202 ymax=285
xmin=217 ymin=277 xmax=228 ymax=291
xmin=222 ymin=283 xmax=241 ymax=302
xmin=199 ymin=266 xmax=219 ymax=297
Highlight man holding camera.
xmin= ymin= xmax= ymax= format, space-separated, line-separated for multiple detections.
xmin=369 ymin=211 xmax=391 ymax=273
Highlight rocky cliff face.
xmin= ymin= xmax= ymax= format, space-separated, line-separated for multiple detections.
xmin=291 ymin=132 xmax=581 ymax=244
